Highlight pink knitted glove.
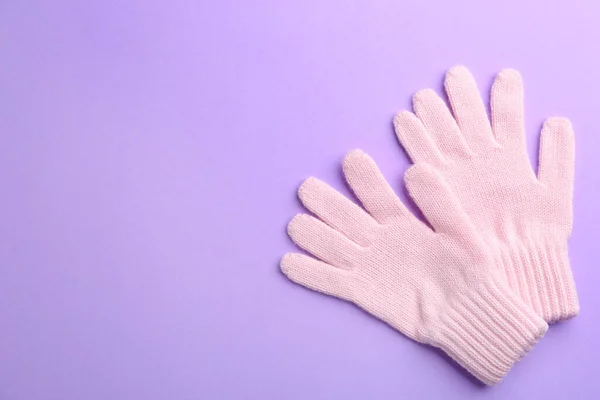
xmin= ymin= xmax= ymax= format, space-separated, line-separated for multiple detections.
xmin=281 ymin=150 xmax=547 ymax=385
xmin=393 ymin=66 xmax=578 ymax=323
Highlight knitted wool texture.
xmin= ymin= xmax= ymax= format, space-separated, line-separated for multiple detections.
xmin=393 ymin=67 xmax=579 ymax=323
xmin=281 ymin=150 xmax=548 ymax=385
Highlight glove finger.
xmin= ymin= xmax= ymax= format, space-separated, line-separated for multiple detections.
xmin=404 ymin=163 xmax=479 ymax=242
xmin=491 ymin=69 xmax=526 ymax=150
xmin=342 ymin=149 xmax=411 ymax=224
xmin=298 ymin=177 xmax=377 ymax=247
xmin=393 ymin=110 xmax=445 ymax=167
xmin=287 ymin=214 xmax=362 ymax=270
xmin=412 ymin=89 xmax=472 ymax=160
xmin=444 ymin=66 xmax=495 ymax=153
xmin=280 ymin=253 xmax=355 ymax=302
xmin=538 ymin=117 xmax=575 ymax=195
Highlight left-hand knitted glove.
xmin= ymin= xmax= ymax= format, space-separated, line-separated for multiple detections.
xmin=393 ymin=66 xmax=579 ymax=323
xmin=281 ymin=149 xmax=547 ymax=385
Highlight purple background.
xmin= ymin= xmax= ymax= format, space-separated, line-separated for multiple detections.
xmin=0 ymin=1 xmax=599 ymax=399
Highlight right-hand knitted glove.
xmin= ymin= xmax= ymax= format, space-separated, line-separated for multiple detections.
xmin=393 ymin=66 xmax=578 ymax=323
xmin=281 ymin=150 xmax=548 ymax=385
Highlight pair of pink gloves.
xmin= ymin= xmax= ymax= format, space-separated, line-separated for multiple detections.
xmin=281 ymin=67 xmax=579 ymax=385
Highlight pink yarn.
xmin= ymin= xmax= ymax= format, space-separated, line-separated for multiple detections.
xmin=281 ymin=150 xmax=547 ymax=385
xmin=393 ymin=66 xmax=579 ymax=323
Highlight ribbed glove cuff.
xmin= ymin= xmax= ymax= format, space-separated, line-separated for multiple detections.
xmin=434 ymin=280 xmax=548 ymax=385
xmin=495 ymin=240 xmax=579 ymax=323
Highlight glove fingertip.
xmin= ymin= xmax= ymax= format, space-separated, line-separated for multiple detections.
xmin=280 ymin=253 xmax=299 ymax=276
xmin=297 ymin=176 xmax=319 ymax=203
xmin=542 ymin=117 xmax=573 ymax=136
xmin=496 ymin=68 xmax=522 ymax=83
xmin=404 ymin=163 xmax=440 ymax=190
xmin=286 ymin=213 xmax=308 ymax=239
xmin=445 ymin=65 xmax=471 ymax=81
xmin=343 ymin=149 xmax=370 ymax=170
